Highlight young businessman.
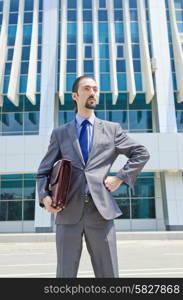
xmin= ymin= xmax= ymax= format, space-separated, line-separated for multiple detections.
xmin=36 ymin=76 xmax=150 ymax=278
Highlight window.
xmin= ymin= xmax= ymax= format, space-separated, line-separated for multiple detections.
xmin=23 ymin=25 xmax=32 ymax=45
xmin=177 ymin=23 xmax=183 ymax=32
xmin=115 ymin=23 xmax=124 ymax=43
xmin=9 ymin=13 xmax=18 ymax=24
xmin=83 ymin=10 xmax=92 ymax=21
xmin=99 ymin=0 xmax=106 ymax=9
xmin=114 ymin=10 xmax=123 ymax=21
xmin=100 ymin=74 xmax=111 ymax=91
xmin=83 ymin=0 xmax=92 ymax=9
xmin=130 ymin=22 xmax=139 ymax=43
xmin=67 ymin=23 xmax=77 ymax=43
xmin=24 ymin=0 xmax=34 ymax=11
xmin=67 ymin=0 xmax=77 ymax=9
xmin=176 ymin=10 xmax=183 ymax=21
xmin=20 ymin=62 xmax=29 ymax=74
xmin=99 ymin=23 xmax=109 ymax=43
xmin=132 ymin=44 xmax=140 ymax=58
xmin=114 ymin=0 xmax=123 ymax=9
xmin=83 ymin=23 xmax=93 ymax=43
xmin=129 ymin=0 xmax=137 ymax=9
xmin=0 ymin=1 xmax=3 ymax=12
xmin=174 ymin=0 xmax=183 ymax=9
xmin=100 ymin=60 xmax=110 ymax=72
xmin=84 ymin=60 xmax=93 ymax=72
xmin=133 ymin=60 xmax=141 ymax=72
xmin=99 ymin=45 xmax=109 ymax=59
xmin=113 ymin=172 xmax=155 ymax=219
xmin=66 ymin=74 xmax=76 ymax=91
xmin=117 ymin=45 xmax=124 ymax=58
xmin=67 ymin=60 xmax=76 ymax=73
xmin=0 ymin=174 xmax=36 ymax=221
xmin=24 ymin=12 xmax=33 ymax=24
xmin=116 ymin=60 xmax=126 ymax=72
xmin=67 ymin=10 xmax=77 ymax=21
xmin=98 ymin=10 xmax=108 ymax=21
xmin=175 ymin=96 xmax=183 ymax=132
xmin=7 ymin=48 xmax=14 ymax=60
xmin=67 ymin=45 xmax=76 ymax=59
xmin=10 ymin=0 xmax=19 ymax=12
xmin=130 ymin=10 xmax=138 ymax=21
xmin=21 ymin=46 xmax=30 ymax=60
xmin=0 ymin=96 xmax=40 ymax=135
xmin=8 ymin=25 xmax=17 ymax=46
xmin=84 ymin=45 xmax=92 ymax=58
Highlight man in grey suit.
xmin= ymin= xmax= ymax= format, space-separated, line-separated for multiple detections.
xmin=36 ymin=76 xmax=150 ymax=278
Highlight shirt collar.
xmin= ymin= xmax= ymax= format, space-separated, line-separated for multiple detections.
xmin=76 ymin=113 xmax=95 ymax=127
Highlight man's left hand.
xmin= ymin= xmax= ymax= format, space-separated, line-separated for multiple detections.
xmin=104 ymin=176 xmax=123 ymax=192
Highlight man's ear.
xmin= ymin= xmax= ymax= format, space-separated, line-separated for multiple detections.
xmin=72 ymin=92 xmax=77 ymax=101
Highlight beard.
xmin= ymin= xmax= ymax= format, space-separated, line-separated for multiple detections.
xmin=85 ymin=98 xmax=97 ymax=109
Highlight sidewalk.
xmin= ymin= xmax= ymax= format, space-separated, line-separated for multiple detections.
xmin=0 ymin=231 xmax=183 ymax=243
xmin=0 ymin=232 xmax=183 ymax=278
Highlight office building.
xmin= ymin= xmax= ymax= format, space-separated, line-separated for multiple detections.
xmin=0 ymin=0 xmax=183 ymax=232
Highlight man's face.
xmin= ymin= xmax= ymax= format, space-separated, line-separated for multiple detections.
xmin=72 ymin=78 xmax=99 ymax=111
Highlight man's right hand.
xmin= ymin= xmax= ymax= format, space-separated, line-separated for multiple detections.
xmin=42 ymin=196 xmax=62 ymax=213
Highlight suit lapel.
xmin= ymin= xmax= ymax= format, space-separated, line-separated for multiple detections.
xmin=86 ymin=117 xmax=103 ymax=166
xmin=66 ymin=120 xmax=85 ymax=165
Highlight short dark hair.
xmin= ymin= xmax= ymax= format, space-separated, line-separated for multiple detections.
xmin=72 ymin=75 xmax=96 ymax=93
xmin=72 ymin=76 xmax=96 ymax=113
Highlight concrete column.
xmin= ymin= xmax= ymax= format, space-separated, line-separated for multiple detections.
xmin=35 ymin=0 xmax=59 ymax=232
xmin=154 ymin=172 xmax=166 ymax=230
xmin=39 ymin=0 xmax=59 ymax=136
xmin=149 ymin=0 xmax=181 ymax=231
xmin=148 ymin=0 xmax=177 ymax=133
xmin=161 ymin=172 xmax=183 ymax=230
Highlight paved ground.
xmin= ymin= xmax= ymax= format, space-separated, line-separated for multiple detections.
xmin=0 ymin=239 xmax=183 ymax=278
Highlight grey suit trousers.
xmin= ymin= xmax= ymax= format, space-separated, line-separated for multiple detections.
xmin=56 ymin=195 xmax=119 ymax=278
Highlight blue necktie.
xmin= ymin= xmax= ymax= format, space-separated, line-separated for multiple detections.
xmin=79 ymin=119 xmax=90 ymax=164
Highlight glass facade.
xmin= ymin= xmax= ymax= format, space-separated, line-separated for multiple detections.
xmin=0 ymin=172 xmax=154 ymax=222
xmin=66 ymin=0 xmax=77 ymax=91
xmin=165 ymin=0 xmax=183 ymax=128
xmin=0 ymin=174 xmax=36 ymax=221
xmin=83 ymin=0 xmax=94 ymax=77
xmin=0 ymin=95 xmax=40 ymax=135
xmin=174 ymin=0 xmax=183 ymax=33
xmin=59 ymin=0 xmax=153 ymax=94
xmin=0 ymin=0 xmax=42 ymax=136
xmin=165 ymin=0 xmax=177 ymax=91
xmin=3 ymin=0 xmax=42 ymax=94
xmin=98 ymin=1 xmax=110 ymax=91
xmin=112 ymin=172 xmax=155 ymax=219
xmin=59 ymin=93 xmax=152 ymax=132
xmin=175 ymin=94 xmax=183 ymax=132
xmin=129 ymin=0 xmax=142 ymax=91
xmin=114 ymin=0 xmax=126 ymax=91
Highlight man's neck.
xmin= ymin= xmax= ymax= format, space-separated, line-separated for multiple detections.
xmin=77 ymin=110 xmax=93 ymax=119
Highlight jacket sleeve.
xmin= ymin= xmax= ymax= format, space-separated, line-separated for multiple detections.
xmin=35 ymin=129 xmax=62 ymax=207
xmin=114 ymin=123 xmax=150 ymax=188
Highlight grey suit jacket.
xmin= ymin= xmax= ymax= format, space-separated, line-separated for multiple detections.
xmin=36 ymin=117 xmax=150 ymax=224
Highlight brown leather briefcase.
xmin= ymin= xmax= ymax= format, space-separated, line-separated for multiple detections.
xmin=48 ymin=159 xmax=72 ymax=210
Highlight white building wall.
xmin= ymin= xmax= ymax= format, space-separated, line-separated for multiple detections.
xmin=149 ymin=0 xmax=177 ymax=133
xmin=148 ymin=0 xmax=183 ymax=230
xmin=1 ymin=133 xmax=183 ymax=174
